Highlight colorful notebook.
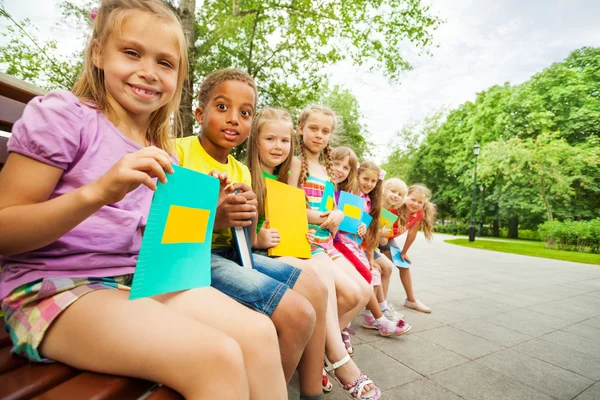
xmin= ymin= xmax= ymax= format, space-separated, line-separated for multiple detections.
xmin=337 ymin=191 xmax=365 ymax=234
xmin=380 ymin=208 xmax=398 ymax=229
xmin=265 ymin=178 xmax=312 ymax=258
xmin=130 ymin=165 xmax=219 ymax=300
xmin=389 ymin=246 xmax=411 ymax=268
xmin=319 ymin=181 xmax=336 ymax=212
xmin=354 ymin=213 xmax=373 ymax=245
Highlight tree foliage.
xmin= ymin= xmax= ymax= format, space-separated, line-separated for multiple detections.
xmin=383 ymin=47 xmax=600 ymax=233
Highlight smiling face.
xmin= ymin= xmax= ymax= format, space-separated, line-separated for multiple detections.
xmin=405 ymin=191 xmax=425 ymax=214
xmin=359 ymin=169 xmax=379 ymax=195
xmin=258 ymin=120 xmax=293 ymax=173
xmin=384 ymin=187 xmax=406 ymax=208
xmin=196 ymin=80 xmax=256 ymax=163
xmin=93 ymin=11 xmax=180 ymax=123
xmin=299 ymin=112 xmax=334 ymax=155
xmin=332 ymin=155 xmax=352 ymax=184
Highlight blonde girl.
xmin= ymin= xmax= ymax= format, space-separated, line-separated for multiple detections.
xmin=246 ymin=107 xmax=330 ymax=398
xmin=330 ymin=151 xmax=410 ymax=338
xmin=0 ymin=1 xmax=287 ymax=398
xmin=381 ymin=183 xmax=437 ymax=313
xmin=291 ymin=106 xmax=380 ymax=400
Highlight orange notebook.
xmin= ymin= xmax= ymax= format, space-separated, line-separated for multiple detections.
xmin=265 ymin=178 xmax=312 ymax=259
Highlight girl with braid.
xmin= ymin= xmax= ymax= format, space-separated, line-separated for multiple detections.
xmin=290 ymin=105 xmax=380 ymax=400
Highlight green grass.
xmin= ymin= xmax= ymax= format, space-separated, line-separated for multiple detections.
xmin=444 ymin=238 xmax=600 ymax=265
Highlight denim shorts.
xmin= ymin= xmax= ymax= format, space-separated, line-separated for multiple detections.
xmin=211 ymin=247 xmax=302 ymax=316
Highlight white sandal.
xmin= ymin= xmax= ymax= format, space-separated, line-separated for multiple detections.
xmin=325 ymin=354 xmax=381 ymax=399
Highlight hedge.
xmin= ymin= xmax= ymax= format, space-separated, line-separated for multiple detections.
xmin=538 ymin=219 xmax=600 ymax=254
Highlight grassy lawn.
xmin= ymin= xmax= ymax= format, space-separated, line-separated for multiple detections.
xmin=444 ymin=238 xmax=600 ymax=265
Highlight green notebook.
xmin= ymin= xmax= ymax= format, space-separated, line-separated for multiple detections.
xmin=130 ymin=165 xmax=219 ymax=300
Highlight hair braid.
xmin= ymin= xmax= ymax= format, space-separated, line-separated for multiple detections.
xmin=322 ymin=143 xmax=335 ymax=182
xmin=297 ymin=134 xmax=310 ymax=185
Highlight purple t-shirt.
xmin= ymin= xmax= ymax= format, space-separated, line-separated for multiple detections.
xmin=0 ymin=90 xmax=153 ymax=299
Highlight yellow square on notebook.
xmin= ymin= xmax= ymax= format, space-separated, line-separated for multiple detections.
xmin=343 ymin=204 xmax=362 ymax=220
xmin=162 ymin=205 xmax=210 ymax=244
xmin=326 ymin=196 xmax=334 ymax=211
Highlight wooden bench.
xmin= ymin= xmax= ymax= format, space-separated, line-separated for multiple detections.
xmin=0 ymin=73 xmax=183 ymax=399
xmin=0 ymin=320 xmax=182 ymax=400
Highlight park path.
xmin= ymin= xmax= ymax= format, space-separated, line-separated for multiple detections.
xmin=288 ymin=233 xmax=600 ymax=399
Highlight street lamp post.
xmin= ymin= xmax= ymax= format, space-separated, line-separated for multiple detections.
xmin=469 ymin=143 xmax=481 ymax=242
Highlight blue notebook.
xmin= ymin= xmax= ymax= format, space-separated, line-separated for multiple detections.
xmin=389 ymin=246 xmax=411 ymax=268
xmin=130 ymin=165 xmax=219 ymax=300
xmin=354 ymin=213 xmax=373 ymax=245
xmin=337 ymin=191 xmax=365 ymax=234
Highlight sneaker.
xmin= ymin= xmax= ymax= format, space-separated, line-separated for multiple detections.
xmin=404 ymin=299 xmax=432 ymax=313
xmin=383 ymin=301 xmax=404 ymax=320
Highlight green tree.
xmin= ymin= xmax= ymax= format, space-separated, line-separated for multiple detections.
xmin=1 ymin=0 xmax=442 ymax=138
xmin=321 ymin=85 xmax=371 ymax=159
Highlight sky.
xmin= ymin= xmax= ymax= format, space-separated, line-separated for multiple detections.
xmin=3 ymin=0 xmax=600 ymax=162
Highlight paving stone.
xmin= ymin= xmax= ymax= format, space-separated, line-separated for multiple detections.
xmin=485 ymin=309 xmax=579 ymax=337
xmin=371 ymin=334 xmax=468 ymax=376
xmin=574 ymin=382 xmax=600 ymax=400
xmin=540 ymin=330 xmax=600 ymax=358
xmin=427 ymin=304 xmax=476 ymax=325
xmin=382 ymin=377 xmax=463 ymax=400
xmin=527 ymin=296 xmax=600 ymax=319
xmin=477 ymin=348 xmax=593 ymax=399
xmin=560 ymin=322 xmax=600 ymax=341
xmin=581 ymin=316 xmax=600 ymax=329
xmin=431 ymin=362 xmax=552 ymax=400
xmin=512 ymin=339 xmax=600 ymax=380
xmin=584 ymin=290 xmax=600 ymax=299
xmin=452 ymin=319 xmax=533 ymax=347
xmin=351 ymin=343 xmax=421 ymax=391
xmin=416 ymin=326 xmax=503 ymax=360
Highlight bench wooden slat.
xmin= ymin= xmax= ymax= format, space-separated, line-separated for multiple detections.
xmin=0 ymin=346 xmax=27 ymax=374
xmin=0 ymin=363 xmax=79 ymax=400
xmin=145 ymin=386 xmax=184 ymax=400
xmin=0 ymin=328 xmax=11 ymax=348
xmin=33 ymin=372 xmax=155 ymax=400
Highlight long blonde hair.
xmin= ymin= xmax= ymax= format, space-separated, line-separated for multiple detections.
xmin=72 ymin=0 xmax=188 ymax=154
xmin=296 ymin=105 xmax=338 ymax=185
xmin=359 ymin=161 xmax=384 ymax=250
xmin=246 ymin=107 xmax=295 ymax=220
xmin=397 ymin=184 xmax=437 ymax=240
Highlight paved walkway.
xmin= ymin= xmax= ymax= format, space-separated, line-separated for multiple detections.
xmin=288 ymin=233 xmax=600 ymax=399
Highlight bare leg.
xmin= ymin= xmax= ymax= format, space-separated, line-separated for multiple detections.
xmin=375 ymin=285 xmax=385 ymax=303
xmin=366 ymin=291 xmax=384 ymax=319
xmin=40 ymin=288 xmax=253 ymax=400
xmin=399 ymin=268 xmax=416 ymax=302
xmin=156 ymin=287 xmax=289 ymax=399
xmin=334 ymin=257 xmax=371 ymax=329
xmin=278 ymin=256 xmax=328 ymax=395
xmin=376 ymin=255 xmax=394 ymax=299
xmin=310 ymin=255 xmax=376 ymax=393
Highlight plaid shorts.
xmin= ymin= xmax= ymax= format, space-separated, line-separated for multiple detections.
xmin=1 ymin=275 xmax=132 ymax=362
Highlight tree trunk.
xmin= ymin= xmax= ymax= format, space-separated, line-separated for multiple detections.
xmin=492 ymin=203 xmax=499 ymax=237
xmin=178 ymin=0 xmax=197 ymax=138
xmin=540 ymin=175 xmax=553 ymax=221
xmin=507 ymin=214 xmax=519 ymax=239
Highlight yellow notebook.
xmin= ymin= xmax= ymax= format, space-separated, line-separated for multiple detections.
xmin=265 ymin=178 xmax=312 ymax=259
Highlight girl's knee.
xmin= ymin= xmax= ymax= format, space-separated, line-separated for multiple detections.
xmin=273 ymin=292 xmax=316 ymax=346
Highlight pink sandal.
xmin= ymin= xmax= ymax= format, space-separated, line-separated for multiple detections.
xmin=322 ymin=368 xmax=333 ymax=392
xmin=325 ymin=354 xmax=381 ymax=399
xmin=341 ymin=325 xmax=355 ymax=356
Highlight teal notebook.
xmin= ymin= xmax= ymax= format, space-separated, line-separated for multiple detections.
xmin=354 ymin=213 xmax=373 ymax=245
xmin=319 ymin=181 xmax=336 ymax=212
xmin=390 ymin=246 xmax=411 ymax=268
xmin=130 ymin=165 xmax=219 ymax=300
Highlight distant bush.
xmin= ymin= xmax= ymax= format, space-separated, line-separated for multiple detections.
xmin=436 ymin=223 xmax=540 ymax=240
xmin=539 ymin=219 xmax=600 ymax=254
